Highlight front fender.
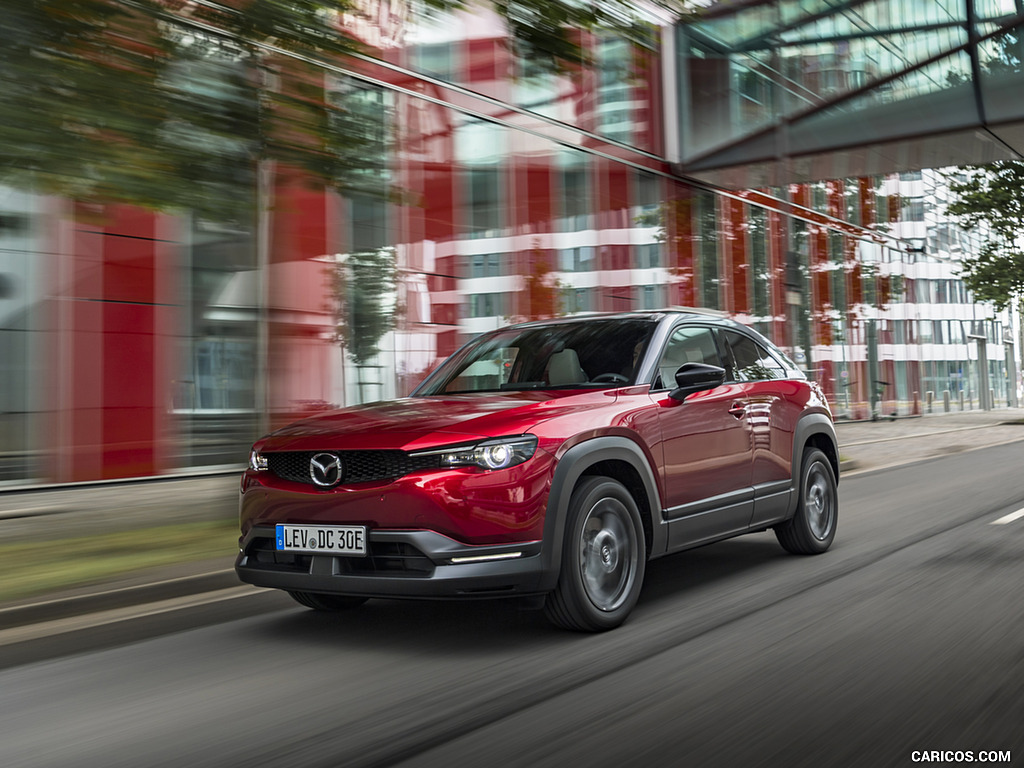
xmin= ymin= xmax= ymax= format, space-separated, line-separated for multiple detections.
xmin=536 ymin=436 xmax=664 ymax=592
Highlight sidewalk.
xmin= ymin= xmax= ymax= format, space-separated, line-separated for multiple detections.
xmin=835 ymin=406 xmax=1024 ymax=475
xmin=2 ymin=406 xmax=1023 ymax=638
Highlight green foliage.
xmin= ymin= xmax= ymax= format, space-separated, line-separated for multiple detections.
xmin=0 ymin=520 xmax=238 ymax=602
xmin=332 ymin=247 xmax=398 ymax=367
xmin=945 ymin=161 xmax=1024 ymax=310
xmin=0 ymin=0 xmax=662 ymax=220
xmin=0 ymin=0 xmax=378 ymax=221
xmin=956 ymin=240 xmax=1024 ymax=312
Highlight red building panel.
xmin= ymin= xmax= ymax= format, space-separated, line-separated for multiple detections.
xmin=271 ymin=183 xmax=330 ymax=263
xmin=102 ymin=237 xmax=156 ymax=305
xmin=722 ymin=197 xmax=749 ymax=315
xmin=667 ymin=183 xmax=696 ymax=308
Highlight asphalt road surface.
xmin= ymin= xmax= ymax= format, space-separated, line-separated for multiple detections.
xmin=3 ymin=442 xmax=1023 ymax=768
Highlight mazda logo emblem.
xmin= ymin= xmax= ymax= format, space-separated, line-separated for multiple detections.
xmin=309 ymin=453 xmax=344 ymax=487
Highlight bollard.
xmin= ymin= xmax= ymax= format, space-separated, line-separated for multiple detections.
xmin=959 ymin=390 xmax=965 ymax=411
xmin=926 ymin=390 xmax=934 ymax=414
xmin=989 ymin=388 xmax=995 ymax=411
xmin=912 ymin=391 xmax=920 ymax=416
xmin=943 ymin=390 xmax=951 ymax=412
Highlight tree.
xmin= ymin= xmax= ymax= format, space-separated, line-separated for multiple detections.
xmin=945 ymin=161 xmax=1024 ymax=311
xmin=0 ymin=0 xmax=668 ymax=220
xmin=521 ymin=244 xmax=562 ymax=320
xmin=331 ymin=246 xmax=399 ymax=402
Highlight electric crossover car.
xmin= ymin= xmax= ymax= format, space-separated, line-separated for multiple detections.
xmin=236 ymin=310 xmax=839 ymax=631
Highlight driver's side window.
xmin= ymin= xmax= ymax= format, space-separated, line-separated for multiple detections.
xmin=654 ymin=326 xmax=721 ymax=390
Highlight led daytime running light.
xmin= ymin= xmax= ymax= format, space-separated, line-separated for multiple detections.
xmin=450 ymin=551 xmax=523 ymax=564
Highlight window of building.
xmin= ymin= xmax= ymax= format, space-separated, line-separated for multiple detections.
xmin=457 ymin=118 xmax=507 ymax=239
xmin=635 ymin=243 xmax=661 ymax=269
xmin=469 ymin=292 xmax=506 ymax=318
xmin=596 ymin=36 xmax=633 ymax=145
xmin=470 ymin=253 xmax=503 ymax=277
xmin=811 ymin=182 xmax=828 ymax=213
xmin=637 ymin=284 xmax=666 ymax=309
xmin=412 ymin=42 xmax=457 ymax=83
xmin=901 ymin=197 xmax=925 ymax=222
xmin=558 ymin=149 xmax=591 ymax=232
xmin=568 ymin=287 xmax=594 ymax=313
xmin=633 ymin=171 xmax=661 ymax=221
xmin=844 ymin=179 xmax=861 ymax=226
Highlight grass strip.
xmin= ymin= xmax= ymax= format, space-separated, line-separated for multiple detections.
xmin=0 ymin=520 xmax=239 ymax=603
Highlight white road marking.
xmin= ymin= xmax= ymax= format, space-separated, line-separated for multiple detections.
xmin=991 ymin=508 xmax=1024 ymax=525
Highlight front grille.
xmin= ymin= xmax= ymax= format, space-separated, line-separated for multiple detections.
xmin=245 ymin=536 xmax=434 ymax=577
xmin=265 ymin=450 xmax=441 ymax=486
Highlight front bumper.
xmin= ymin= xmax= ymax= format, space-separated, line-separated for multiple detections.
xmin=235 ymin=526 xmax=554 ymax=599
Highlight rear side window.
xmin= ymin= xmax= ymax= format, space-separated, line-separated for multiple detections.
xmin=720 ymin=330 xmax=787 ymax=381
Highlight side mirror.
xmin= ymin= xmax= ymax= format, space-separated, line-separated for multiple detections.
xmin=669 ymin=362 xmax=726 ymax=401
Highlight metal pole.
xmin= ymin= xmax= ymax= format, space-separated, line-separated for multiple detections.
xmin=968 ymin=334 xmax=990 ymax=410
xmin=867 ymin=319 xmax=879 ymax=420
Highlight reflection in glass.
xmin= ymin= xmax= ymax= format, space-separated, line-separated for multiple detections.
xmin=419 ymin=319 xmax=656 ymax=394
xmin=695 ymin=192 xmax=720 ymax=310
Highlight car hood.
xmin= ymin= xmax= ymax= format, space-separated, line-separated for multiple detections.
xmin=257 ymin=391 xmax=610 ymax=452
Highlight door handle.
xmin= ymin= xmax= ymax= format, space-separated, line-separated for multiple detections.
xmin=728 ymin=403 xmax=746 ymax=418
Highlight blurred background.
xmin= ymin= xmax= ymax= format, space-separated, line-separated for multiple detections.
xmin=2 ymin=0 xmax=1023 ymax=487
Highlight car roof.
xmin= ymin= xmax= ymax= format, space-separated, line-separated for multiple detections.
xmin=502 ymin=308 xmax=740 ymax=331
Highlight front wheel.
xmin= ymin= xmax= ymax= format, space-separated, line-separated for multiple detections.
xmin=288 ymin=591 xmax=369 ymax=611
xmin=544 ymin=477 xmax=646 ymax=632
xmin=774 ymin=447 xmax=838 ymax=555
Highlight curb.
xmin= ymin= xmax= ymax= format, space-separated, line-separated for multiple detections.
xmin=0 ymin=568 xmax=239 ymax=631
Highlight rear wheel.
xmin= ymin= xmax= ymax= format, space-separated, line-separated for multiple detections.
xmin=544 ymin=477 xmax=646 ymax=632
xmin=288 ymin=591 xmax=369 ymax=611
xmin=775 ymin=447 xmax=837 ymax=555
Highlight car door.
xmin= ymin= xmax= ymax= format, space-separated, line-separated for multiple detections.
xmin=651 ymin=324 xmax=754 ymax=551
xmin=717 ymin=328 xmax=796 ymax=527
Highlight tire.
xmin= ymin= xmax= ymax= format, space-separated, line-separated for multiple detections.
xmin=775 ymin=447 xmax=838 ymax=555
xmin=288 ymin=591 xmax=369 ymax=611
xmin=544 ymin=476 xmax=646 ymax=632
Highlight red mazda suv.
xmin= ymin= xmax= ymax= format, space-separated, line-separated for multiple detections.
xmin=236 ymin=310 xmax=839 ymax=631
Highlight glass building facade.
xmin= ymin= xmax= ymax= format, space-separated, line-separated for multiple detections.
xmin=0 ymin=1 xmax=1016 ymax=485
xmin=676 ymin=0 xmax=1024 ymax=185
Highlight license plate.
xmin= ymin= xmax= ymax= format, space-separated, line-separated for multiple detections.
xmin=275 ymin=524 xmax=367 ymax=556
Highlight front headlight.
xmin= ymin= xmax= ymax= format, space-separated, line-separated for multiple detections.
xmin=425 ymin=435 xmax=538 ymax=471
xmin=249 ymin=449 xmax=268 ymax=471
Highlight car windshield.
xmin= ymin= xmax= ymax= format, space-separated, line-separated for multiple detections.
xmin=416 ymin=319 xmax=658 ymax=395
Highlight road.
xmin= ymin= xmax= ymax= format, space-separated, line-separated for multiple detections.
xmin=2 ymin=443 xmax=1023 ymax=768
